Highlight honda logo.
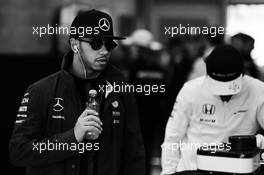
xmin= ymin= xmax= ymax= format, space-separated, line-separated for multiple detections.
xmin=202 ymin=104 xmax=215 ymax=115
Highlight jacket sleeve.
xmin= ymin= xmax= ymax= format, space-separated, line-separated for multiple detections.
xmin=256 ymin=98 xmax=264 ymax=149
xmin=121 ymin=92 xmax=145 ymax=175
xmin=9 ymin=84 xmax=79 ymax=167
xmin=161 ymin=85 xmax=191 ymax=175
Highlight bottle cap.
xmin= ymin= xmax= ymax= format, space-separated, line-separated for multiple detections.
xmin=89 ymin=89 xmax=97 ymax=97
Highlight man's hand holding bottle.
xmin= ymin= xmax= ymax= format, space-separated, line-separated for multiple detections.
xmin=74 ymin=89 xmax=102 ymax=142
xmin=74 ymin=109 xmax=103 ymax=142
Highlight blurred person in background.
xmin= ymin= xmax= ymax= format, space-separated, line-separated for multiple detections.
xmin=9 ymin=9 xmax=145 ymax=175
xmin=188 ymin=32 xmax=224 ymax=80
xmin=166 ymin=37 xmax=192 ymax=114
xmin=231 ymin=33 xmax=261 ymax=79
xmin=126 ymin=29 xmax=167 ymax=175
xmin=108 ymin=43 xmax=131 ymax=79
xmin=183 ymin=34 xmax=204 ymax=64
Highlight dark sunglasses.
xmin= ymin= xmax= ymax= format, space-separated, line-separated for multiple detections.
xmin=78 ymin=38 xmax=117 ymax=51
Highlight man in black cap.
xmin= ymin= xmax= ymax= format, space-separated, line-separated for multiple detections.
xmin=9 ymin=9 xmax=145 ymax=175
xmin=161 ymin=45 xmax=264 ymax=175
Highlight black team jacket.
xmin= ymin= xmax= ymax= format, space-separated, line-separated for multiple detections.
xmin=9 ymin=52 xmax=145 ymax=175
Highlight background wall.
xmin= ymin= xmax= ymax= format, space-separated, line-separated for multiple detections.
xmin=0 ymin=0 xmax=136 ymax=54
xmin=0 ymin=0 xmax=227 ymax=54
xmin=150 ymin=2 xmax=225 ymax=42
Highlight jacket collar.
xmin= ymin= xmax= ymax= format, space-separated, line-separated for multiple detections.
xmin=60 ymin=51 xmax=125 ymax=98
xmin=61 ymin=51 xmax=74 ymax=70
xmin=60 ymin=51 xmax=124 ymax=84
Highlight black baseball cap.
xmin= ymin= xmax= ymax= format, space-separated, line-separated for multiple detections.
xmin=70 ymin=9 xmax=125 ymax=40
xmin=205 ymin=44 xmax=244 ymax=95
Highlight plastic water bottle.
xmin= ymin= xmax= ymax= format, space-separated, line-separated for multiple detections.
xmin=85 ymin=89 xmax=100 ymax=140
xmin=86 ymin=89 xmax=100 ymax=113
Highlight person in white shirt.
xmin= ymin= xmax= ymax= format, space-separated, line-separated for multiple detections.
xmin=161 ymin=45 xmax=264 ymax=175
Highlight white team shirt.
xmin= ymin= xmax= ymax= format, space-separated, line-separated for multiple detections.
xmin=161 ymin=75 xmax=264 ymax=174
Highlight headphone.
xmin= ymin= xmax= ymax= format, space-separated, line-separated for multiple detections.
xmin=74 ymin=45 xmax=79 ymax=53
xmin=73 ymin=45 xmax=87 ymax=79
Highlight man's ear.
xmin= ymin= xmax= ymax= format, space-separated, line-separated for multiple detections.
xmin=70 ymin=38 xmax=79 ymax=53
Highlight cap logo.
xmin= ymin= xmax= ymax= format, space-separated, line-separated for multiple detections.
xmin=228 ymin=81 xmax=240 ymax=93
xmin=99 ymin=18 xmax=110 ymax=31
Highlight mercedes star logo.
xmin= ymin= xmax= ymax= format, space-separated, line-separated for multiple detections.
xmin=53 ymin=98 xmax=64 ymax=112
xmin=99 ymin=18 xmax=110 ymax=31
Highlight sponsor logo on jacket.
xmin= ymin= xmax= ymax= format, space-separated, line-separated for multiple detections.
xmin=202 ymin=104 xmax=215 ymax=115
xmin=51 ymin=97 xmax=65 ymax=120
xmin=112 ymin=100 xmax=120 ymax=124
